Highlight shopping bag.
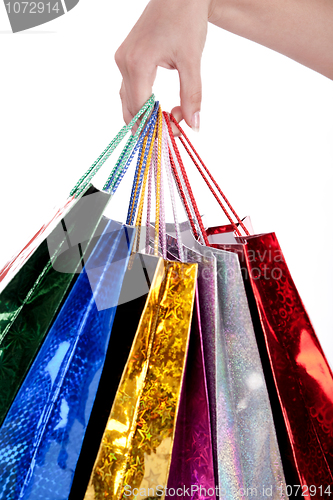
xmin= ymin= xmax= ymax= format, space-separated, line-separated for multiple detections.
xmin=165 ymin=289 xmax=216 ymax=500
xmin=0 ymin=220 xmax=136 ymax=500
xmin=243 ymin=232 xmax=333 ymax=489
xmin=166 ymin=231 xmax=285 ymax=500
xmin=83 ymin=260 xmax=197 ymax=500
xmin=0 ymin=95 xmax=157 ymax=428
xmin=209 ymin=225 xmax=333 ymax=490
xmin=0 ymin=95 xmax=159 ymax=500
xmin=68 ymin=252 xmax=162 ymax=500
xmin=0 ymin=185 xmax=111 ymax=426
xmin=166 ymin=111 xmax=333 ymax=494
xmin=166 ymin=234 xmax=220 ymax=488
xmin=162 ymin=114 xmax=286 ymax=499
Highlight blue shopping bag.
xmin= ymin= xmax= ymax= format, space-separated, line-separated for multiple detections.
xmin=0 ymin=219 xmax=135 ymax=500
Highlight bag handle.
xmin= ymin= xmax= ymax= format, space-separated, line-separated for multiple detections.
xmin=169 ymin=113 xmax=250 ymax=237
xmin=126 ymin=105 xmax=184 ymax=260
xmin=120 ymin=105 xmax=161 ymax=257
xmin=127 ymin=137 xmax=148 ymax=225
xmin=153 ymin=106 xmax=163 ymax=256
xmin=166 ymin=128 xmax=205 ymax=244
xmin=134 ymin=119 xmax=158 ymax=255
xmin=126 ymin=104 xmax=159 ymax=225
xmin=163 ymin=112 xmax=210 ymax=246
xmin=106 ymin=101 xmax=159 ymax=195
xmin=145 ymin=143 xmax=154 ymax=254
xmin=70 ymin=95 xmax=155 ymax=198
xmin=162 ymin=115 xmax=184 ymax=261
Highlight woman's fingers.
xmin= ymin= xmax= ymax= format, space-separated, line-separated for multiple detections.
xmin=178 ymin=59 xmax=202 ymax=132
xmin=115 ymin=0 xmax=210 ymax=134
xmin=170 ymin=106 xmax=183 ymax=136
xmin=119 ymin=81 xmax=134 ymax=126
xmin=115 ymin=46 xmax=156 ymax=122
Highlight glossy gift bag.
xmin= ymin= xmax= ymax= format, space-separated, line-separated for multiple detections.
xmin=0 ymin=96 xmax=159 ymax=500
xmin=0 ymin=220 xmax=135 ymax=500
xmin=165 ymin=230 xmax=285 ymax=500
xmin=208 ymin=225 xmax=333 ymax=492
xmin=0 ymin=185 xmax=111 ymax=426
xmin=167 ymin=112 xmax=333 ymax=495
xmin=83 ymin=260 xmax=198 ymax=500
xmin=163 ymin=113 xmax=287 ymax=499
xmin=0 ymin=95 xmax=157 ymax=428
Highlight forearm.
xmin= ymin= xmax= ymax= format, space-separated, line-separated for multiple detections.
xmin=209 ymin=0 xmax=333 ymax=79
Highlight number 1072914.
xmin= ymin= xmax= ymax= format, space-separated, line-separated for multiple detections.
xmin=5 ymin=2 xmax=60 ymax=14
xmin=277 ymin=485 xmax=332 ymax=497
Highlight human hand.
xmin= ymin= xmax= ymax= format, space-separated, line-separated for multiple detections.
xmin=115 ymin=0 xmax=214 ymax=133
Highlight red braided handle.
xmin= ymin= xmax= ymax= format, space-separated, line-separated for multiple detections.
xmin=163 ymin=112 xmax=210 ymax=246
xmin=169 ymin=113 xmax=250 ymax=237
xmin=168 ymin=149 xmax=199 ymax=241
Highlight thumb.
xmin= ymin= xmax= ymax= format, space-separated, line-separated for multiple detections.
xmin=178 ymin=59 xmax=202 ymax=132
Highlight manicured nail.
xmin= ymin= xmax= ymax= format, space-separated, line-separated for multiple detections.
xmin=191 ymin=111 xmax=200 ymax=132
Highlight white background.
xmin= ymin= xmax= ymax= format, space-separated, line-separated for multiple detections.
xmin=0 ymin=0 xmax=332 ymax=364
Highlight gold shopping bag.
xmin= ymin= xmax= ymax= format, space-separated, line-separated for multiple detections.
xmin=84 ymin=259 xmax=198 ymax=500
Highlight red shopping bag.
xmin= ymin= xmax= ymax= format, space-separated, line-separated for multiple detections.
xmin=165 ymin=112 xmax=333 ymax=496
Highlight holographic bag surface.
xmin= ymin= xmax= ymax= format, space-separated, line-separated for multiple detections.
xmin=0 ymin=95 xmax=166 ymax=500
xmin=0 ymin=219 xmax=135 ymax=500
xmin=165 ymin=289 xmax=216 ymax=500
xmin=242 ymin=232 xmax=333 ymax=491
xmin=0 ymin=185 xmax=111 ymax=427
xmin=208 ymin=225 xmax=333 ymax=493
xmin=170 ymin=101 xmax=333 ymax=492
xmin=83 ymin=260 xmax=197 ymax=500
xmin=68 ymin=252 xmax=162 ymax=500
xmin=0 ymin=94 xmax=157 ymax=429
xmin=165 ymin=231 xmax=285 ymax=500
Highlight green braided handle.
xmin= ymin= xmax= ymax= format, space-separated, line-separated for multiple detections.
xmin=70 ymin=95 xmax=155 ymax=198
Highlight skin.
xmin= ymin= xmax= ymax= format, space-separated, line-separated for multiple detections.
xmin=115 ymin=0 xmax=333 ymax=132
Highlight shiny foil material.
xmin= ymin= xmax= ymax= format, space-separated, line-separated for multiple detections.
xmin=84 ymin=261 xmax=197 ymax=500
xmin=208 ymin=224 xmax=333 ymax=491
xmin=69 ymin=253 xmax=162 ymax=500
xmin=0 ymin=185 xmax=111 ymax=426
xmin=0 ymin=196 xmax=76 ymax=291
xmin=166 ymin=290 xmax=216 ymax=500
xmin=165 ymin=228 xmax=286 ymax=499
xmin=241 ymin=232 xmax=333 ymax=489
xmin=167 ymin=237 xmax=219 ymax=489
xmin=213 ymin=248 xmax=285 ymax=500
xmin=0 ymin=220 xmax=135 ymax=500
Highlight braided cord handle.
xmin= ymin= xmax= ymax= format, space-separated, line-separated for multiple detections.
xmin=126 ymin=138 xmax=148 ymax=225
xmin=127 ymin=107 xmax=185 ymax=260
xmin=162 ymin=115 xmax=184 ymax=262
xmin=69 ymin=95 xmax=155 ymax=198
xmin=134 ymin=119 xmax=158 ymax=255
xmin=126 ymin=105 xmax=159 ymax=225
xmin=163 ymin=112 xmax=210 ymax=246
xmin=169 ymin=113 xmax=249 ymax=237
xmin=154 ymin=106 xmax=163 ymax=256
xmin=106 ymin=102 xmax=159 ymax=195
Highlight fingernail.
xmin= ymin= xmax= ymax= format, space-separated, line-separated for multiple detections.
xmin=191 ymin=111 xmax=200 ymax=132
